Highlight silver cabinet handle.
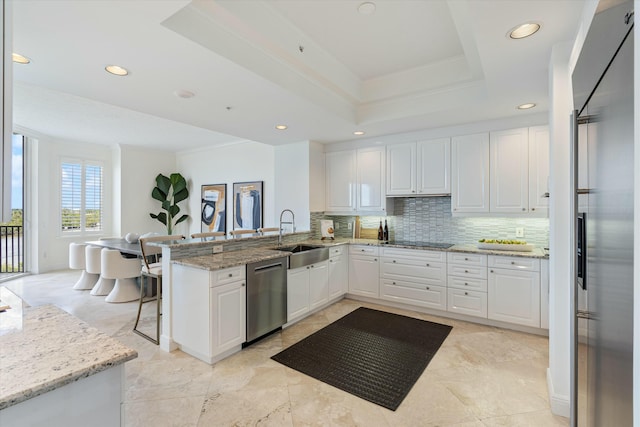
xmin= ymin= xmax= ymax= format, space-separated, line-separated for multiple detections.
xmin=426 ymin=263 xmax=430 ymax=267
xmin=511 ymin=261 xmax=515 ymax=265
xmin=522 ymin=208 xmax=526 ymax=211
xmin=426 ymin=286 xmax=430 ymax=290
xmin=532 ymin=208 xmax=536 ymax=211
xmin=464 ymin=282 xmax=468 ymax=286
xmin=465 ymin=257 xmax=469 ymax=261
xmin=464 ymin=292 xmax=469 ymax=295
xmin=228 ymin=273 xmax=233 ymax=277
xmin=465 ymin=270 xmax=468 ymax=273
xmin=393 ymin=260 xmax=396 ymax=263
xmin=490 ymin=269 xmax=494 ymax=273
xmin=374 ymin=258 xmax=378 ymax=261
xmin=392 ymin=281 xmax=396 ymax=285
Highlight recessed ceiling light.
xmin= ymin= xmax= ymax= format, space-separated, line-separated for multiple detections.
xmin=105 ymin=65 xmax=129 ymax=76
xmin=275 ymin=125 xmax=288 ymax=130
xmin=174 ymin=89 xmax=195 ymax=99
xmin=517 ymin=103 xmax=536 ymax=110
xmin=12 ymin=53 xmax=30 ymax=64
xmin=353 ymin=131 xmax=366 ymax=136
xmin=508 ymin=22 xmax=541 ymax=39
xmin=358 ymin=2 xmax=376 ymax=15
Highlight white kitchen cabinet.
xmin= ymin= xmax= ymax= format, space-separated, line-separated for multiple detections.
xmin=356 ymin=147 xmax=386 ymax=212
xmin=326 ymin=147 xmax=390 ymax=214
xmin=528 ymin=126 xmax=550 ymax=214
xmin=386 ymin=138 xmax=450 ymax=196
xmin=447 ymin=252 xmax=488 ymax=318
xmin=348 ymin=245 xmax=379 ymax=298
xmin=417 ymin=138 xmax=451 ymax=195
xmin=172 ymin=264 xmax=246 ymax=364
xmin=488 ymin=256 xmax=541 ymax=328
xmin=540 ymin=259 xmax=549 ymax=330
xmin=380 ymin=247 xmax=447 ymax=310
xmin=386 ymin=143 xmax=416 ymax=195
xmin=328 ymin=246 xmax=348 ymax=299
xmin=451 ymin=133 xmax=490 ymax=213
xmin=287 ymin=260 xmax=329 ymax=322
xmin=325 ymin=150 xmax=356 ymax=212
xmin=490 ymin=128 xmax=529 ymax=213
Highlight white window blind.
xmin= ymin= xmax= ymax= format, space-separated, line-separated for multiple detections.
xmin=61 ymin=161 xmax=103 ymax=233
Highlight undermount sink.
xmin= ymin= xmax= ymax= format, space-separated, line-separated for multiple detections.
xmin=277 ymin=244 xmax=329 ymax=269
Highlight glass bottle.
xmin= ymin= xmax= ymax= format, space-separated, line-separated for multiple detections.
xmin=383 ymin=219 xmax=389 ymax=241
xmin=377 ymin=220 xmax=383 ymax=240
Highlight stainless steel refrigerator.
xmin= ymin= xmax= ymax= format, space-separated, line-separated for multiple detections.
xmin=571 ymin=1 xmax=634 ymax=426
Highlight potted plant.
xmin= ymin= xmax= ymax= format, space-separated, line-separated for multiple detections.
xmin=150 ymin=173 xmax=189 ymax=234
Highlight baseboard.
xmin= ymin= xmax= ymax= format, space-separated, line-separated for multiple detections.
xmin=547 ymin=368 xmax=571 ymax=418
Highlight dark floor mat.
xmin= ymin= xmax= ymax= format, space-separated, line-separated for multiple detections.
xmin=271 ymin=307 xmax=452 ymax=411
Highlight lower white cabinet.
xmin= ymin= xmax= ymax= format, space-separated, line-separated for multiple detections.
xmin=487 ymin=256 xmax=541 ymax=328
xmin=328 ymin=246 xmax=348 ymax=299
xmin=540 ymin=259 xmax=549 ymax=330
xmin=447 ymin=288 xmax=488 ymax=317
xmin=173 ymin=264 xmax=246 ymax=364
xmin=447 ymin=252 xmax=488 ymax=318
xmin=348 ymin=245 xmax=379 ymax=298
xmin=287 ymin=260 xmax=329 ymax=322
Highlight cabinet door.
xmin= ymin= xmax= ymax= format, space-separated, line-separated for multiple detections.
xmin=528 ymin=126 xmax=550 ymax=214
xmin=326 ymin=150 xmax=356 ymax=212
xmin=287 ymin=267 xmax=310 ymax=322
xmin=172 ymin=265 xmax=211 ymax=359
xmin=211 ymin=281 xmax=246 ymax=355
xmin=357 ymin=147 xmax=386 ymax=211
xmin=417 ymin=138 xmax=450 ymax=195
xmin=328 ymin=254 xmax=348 ymax=299
xmin=309 ymin=261 xmax=329 ymax=310
xmin=488 ymin=267 xmax=540 ymax=327
xmin=540 ymin=259 xmax=549 ymax=330
xmin=386 ymin=143 xmax=416 ymax=196
xmin=490 ymin=128 xmax=529 ymax=213
xmin=451 ymin=133 xmax=490 ymax=213
xmin=348 ymin=255 xmax=379 ymax=298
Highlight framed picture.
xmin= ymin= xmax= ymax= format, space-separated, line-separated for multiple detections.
xmin=201 ymin=184 xmax=227 ymax=233
xmin=233 ymin=181 xmax=263 ymax=230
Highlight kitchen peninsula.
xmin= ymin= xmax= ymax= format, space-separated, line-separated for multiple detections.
xmin=0 ymin=289 xmax=137 ymax=426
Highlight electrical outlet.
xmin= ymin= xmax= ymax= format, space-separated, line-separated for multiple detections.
xmin=515 ymin=227 xmax=524 ymax=238
xmin=347 ymin=222 xmax=352 ymax=230
xmin=212 ymin=245 xmax=223 ymax=254
xmin=335 ymin=222 xmax=340 ymax=230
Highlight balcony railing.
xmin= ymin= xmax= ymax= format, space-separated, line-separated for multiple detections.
xmin=1 ymin=226 xmax=24 ymax=273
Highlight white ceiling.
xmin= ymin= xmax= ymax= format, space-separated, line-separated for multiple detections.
xmin=11 ymin=0 xmax=586 ymax=151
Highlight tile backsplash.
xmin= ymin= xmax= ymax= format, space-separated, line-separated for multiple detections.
xmin=314 ymin=196 xmax=549 ymax=247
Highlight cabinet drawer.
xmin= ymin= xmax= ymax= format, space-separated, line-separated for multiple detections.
xmin=329 ymin=246 xmax=346 ymax=257
xmin=447 ymin=288 xmax=487 ymax=318
xmin=447 ymin=263 xmax=487 ymax=279
xmin=488 ymin=256 xmax=540 ymax=271
xmin=447 ymin=276 xmax=488 ymax=292
xmin=381 ymin=279 xmax=447 ymax=311
xmin=211 ymin=265 xmax=246 ymax=286
xmin=349 ymin=245 xmax=379 ymax=256
xmin=381 ymin=247 xmax=446 ymax=262
xmin=447 ymin=252 xmax=487 ymax=266
xmin=381 ymin=258 xmax=446 ymax=283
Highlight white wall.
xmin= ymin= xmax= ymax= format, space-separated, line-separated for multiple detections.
xmin=27 ymin=136 xmax=113 ymax=273
xmin=274 ymin=141 xmax=311 ymax=231
xmin=547 ymin=41 xmax=573 ymax=418
xmin=176 ymin=141 xmax=275 ymax=236
xmin=115 ymin=145 xmax=176 ymax=237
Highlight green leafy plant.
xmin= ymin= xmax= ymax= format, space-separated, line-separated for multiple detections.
xmin=150 ymin=173 xmax=189 ymax=234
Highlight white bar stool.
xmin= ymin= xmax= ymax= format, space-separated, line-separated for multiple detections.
xmin=86 ymin=245 xmax=115 ymax=296
xmin=101 ymin=249 xmax=141 ymax=303
xmin=70 ymin=243 xmax=98 ymax=290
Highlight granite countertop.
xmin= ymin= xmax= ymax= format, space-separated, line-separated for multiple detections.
xmin=448 ymin=243 xmax=547 ymax=259
xmin=0 ymin=304 xmax=138 ymax=410
xmin=172 ymin=248 xmax=291 ymax=271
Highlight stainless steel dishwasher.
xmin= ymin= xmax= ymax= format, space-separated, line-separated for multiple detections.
xmin=245 ymin=257 xmax=288 ymax=343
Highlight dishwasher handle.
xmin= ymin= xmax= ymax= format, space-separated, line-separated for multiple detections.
xmin=252 ymin=262 xmax=284 ymax=273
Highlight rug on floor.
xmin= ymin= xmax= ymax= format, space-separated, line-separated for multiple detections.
xmin=271 ymin=307 xmax=452 ymax=411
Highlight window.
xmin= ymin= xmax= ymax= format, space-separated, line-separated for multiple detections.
xmin=61 ymin=160 xmax=103 ymax=233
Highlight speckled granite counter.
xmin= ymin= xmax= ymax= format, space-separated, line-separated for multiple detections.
xmin=449 ymin=244 xmax=547 ymax=258
xmin=172 ymin=248 xmax=290 ymax=271
xmin=0 ymin=304 xmax=137 ymax=410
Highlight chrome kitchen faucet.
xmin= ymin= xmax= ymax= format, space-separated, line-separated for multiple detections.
xmin=278 ymin=209 xmax=295 ymax=245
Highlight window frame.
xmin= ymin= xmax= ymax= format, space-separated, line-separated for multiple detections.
xmin=59 ymin=158 xmax=104 ymax=236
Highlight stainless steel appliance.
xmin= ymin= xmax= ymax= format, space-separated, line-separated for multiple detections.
xmin=571 ymin=2 xmax=634 ymax=425
xmin=246 ymin=257 xmax=287 ymax=343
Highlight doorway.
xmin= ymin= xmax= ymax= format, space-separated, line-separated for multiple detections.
xmin=0 ymin=133 xmax=24 ymax=279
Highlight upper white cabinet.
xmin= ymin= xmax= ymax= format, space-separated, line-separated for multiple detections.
xmin=386 ymin=138 xmax=451 ymax=196
xmin=326 ymin=147 xmax=390 ymax=214
xmin=490 ymin=128 xmax=529 ymax=213
xmin=452 ymin=126 xmax=549 ymax=215
xmin=528 ymin=126 xmax=550 ymax=214
xmin=325 ymin=150 xmax=356 ymax=212
xmin=451 ymin=133 xmax=490 ymax=213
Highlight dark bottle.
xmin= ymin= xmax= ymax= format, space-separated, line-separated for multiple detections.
xmin=378 ymin=220 xmax=384 ymax=240
xmin=383 ymin=219 xmax=389 ymax=241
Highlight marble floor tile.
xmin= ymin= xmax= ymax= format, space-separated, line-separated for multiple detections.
xmin=2 ymin=270 xmax=568 ymax=427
